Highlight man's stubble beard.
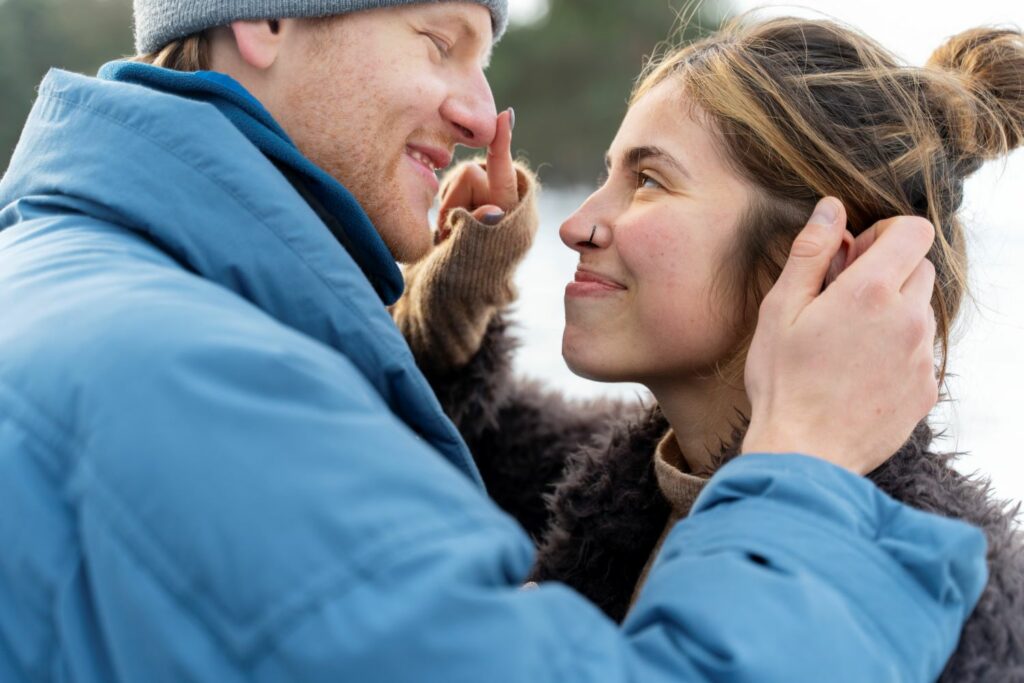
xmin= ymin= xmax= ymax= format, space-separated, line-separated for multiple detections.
xmin=284 ymin=79 xmax=434 ymax=266
xmin=337 ymin=153 xmax=433 ymax=265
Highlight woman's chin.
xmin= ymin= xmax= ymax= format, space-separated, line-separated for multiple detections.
xmin=564 ymin=358 xmax=605 ymax=382
xmin=562 ymin=334 xmax=624 ymax=383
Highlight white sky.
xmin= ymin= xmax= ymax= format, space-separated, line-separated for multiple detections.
xmin=509 ymin=0 xmax=1024 ymax=60
xmin=508 ymin=0 xmax=550 ymax=25
xmin=730 ymin=0 xmax=1023 ymax=64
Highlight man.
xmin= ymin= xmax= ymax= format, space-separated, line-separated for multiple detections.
xmin=0 ymin=1 xmax=985 ymax=681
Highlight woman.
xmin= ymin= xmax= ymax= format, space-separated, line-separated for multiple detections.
xmin=392 ymin=17 xmax=1024 ymax=680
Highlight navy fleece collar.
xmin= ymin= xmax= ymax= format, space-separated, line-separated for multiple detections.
xmin=98 ymin=60 xmax=404 ymax=305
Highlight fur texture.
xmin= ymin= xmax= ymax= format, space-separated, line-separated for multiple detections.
xmin=422 ymin=316 xmax=1024 ymax=681
xmin=423 ymin=314 xmax=641 ymax=539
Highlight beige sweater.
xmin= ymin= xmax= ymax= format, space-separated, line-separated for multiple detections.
xmin=629 ymin=430 xmax=709 ymax=607
xmin=391 ymin=160 xmax=539 ymax=375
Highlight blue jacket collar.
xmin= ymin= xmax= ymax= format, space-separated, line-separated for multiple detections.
xmin=98 ymin=60 xmax=404 ymax=305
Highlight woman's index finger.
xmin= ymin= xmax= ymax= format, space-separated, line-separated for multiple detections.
xmin=487 ymin=108 xmax=519 ymax=211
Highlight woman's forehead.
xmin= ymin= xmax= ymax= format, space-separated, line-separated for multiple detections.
xmin=609 ymin=83 xmax=725 ymax=173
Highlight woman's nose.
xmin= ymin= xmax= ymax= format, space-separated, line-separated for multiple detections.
xmin=559 ymin=213 xmax=612 ymax=253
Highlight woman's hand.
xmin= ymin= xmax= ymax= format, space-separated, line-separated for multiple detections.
xmin=436 ymin=108 xmax=519 ymax=241
xmin=392 ymin=108 xmax=538 ymax=376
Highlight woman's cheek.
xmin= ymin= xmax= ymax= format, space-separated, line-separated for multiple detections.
xmin=623 ymin=220 xmax=696 ymax=313
xmin=632 ymin=238 xmax=731 ymax=365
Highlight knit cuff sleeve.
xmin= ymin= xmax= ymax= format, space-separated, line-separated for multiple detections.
xmin=392 ymin=162 xmax=539 ymax=375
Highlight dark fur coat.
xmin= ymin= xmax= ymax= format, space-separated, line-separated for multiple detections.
xmin=422 ymin=315 xmax=1024 ymax=682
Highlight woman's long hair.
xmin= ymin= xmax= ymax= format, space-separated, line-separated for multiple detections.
xmin=634 ymin=17 xmax=1024 ymax=385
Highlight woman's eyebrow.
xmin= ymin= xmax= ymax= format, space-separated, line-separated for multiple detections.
xmin=605 ymin=146 xmax=691 ymax=179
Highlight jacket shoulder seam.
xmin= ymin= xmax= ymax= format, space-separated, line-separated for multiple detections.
xmin=0 ymin=377 xmax=81 ymax=475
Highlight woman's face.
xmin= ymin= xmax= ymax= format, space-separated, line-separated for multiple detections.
xmin=560 ymin=81 xmax=754 ymax=385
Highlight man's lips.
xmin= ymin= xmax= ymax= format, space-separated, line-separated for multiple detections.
xmin=405 ymin=143 xmax=452 ymax=194
xmin=566 ymin=268 xmax=627 ymax=296
xmin=406 ymin=144 xmax=452 ymax=172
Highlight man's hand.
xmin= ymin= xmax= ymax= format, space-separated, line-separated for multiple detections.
xmin=742 ymin=197 xmax=939 ymax=475
xmin=436 ymin=108 xmax=518 ymax=240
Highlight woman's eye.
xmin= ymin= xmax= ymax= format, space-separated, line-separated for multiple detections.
xmin=636 ymin=172 xmax=662 ymax=190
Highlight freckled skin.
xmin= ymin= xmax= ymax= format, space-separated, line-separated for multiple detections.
xmin=253 ymin=6 xmax=496 ymax=263
xmin=559 ymin=81 xmax=754 ymax=386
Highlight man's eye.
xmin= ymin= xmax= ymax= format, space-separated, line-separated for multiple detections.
xmin=424 ymin=33 xmax=450 ymax=57
xmin=636 ymin=172 xmax=662 ymax=190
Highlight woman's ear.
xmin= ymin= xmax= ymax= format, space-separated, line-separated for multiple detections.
xmin=824 ymin=229 xmax=856 ymax=288
xmin=230 ymin=20 xmax=285 ymax=70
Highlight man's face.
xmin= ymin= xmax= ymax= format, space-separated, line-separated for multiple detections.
xmin=268 ymin=4 xmax=497 ymax=262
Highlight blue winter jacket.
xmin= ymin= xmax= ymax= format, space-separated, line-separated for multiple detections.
xmin=0 ymin=64 xmax=988 ymax=683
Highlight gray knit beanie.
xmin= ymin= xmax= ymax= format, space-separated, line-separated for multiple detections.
xmin=133 ymin=0 xmax=509 ymax=54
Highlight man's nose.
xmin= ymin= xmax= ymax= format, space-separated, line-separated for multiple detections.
xmin=441 ymin=69 xmax=497 ymax=147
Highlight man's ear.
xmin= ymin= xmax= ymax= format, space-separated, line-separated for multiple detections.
xmin=230 ymin=19 xmax=285 ymax=70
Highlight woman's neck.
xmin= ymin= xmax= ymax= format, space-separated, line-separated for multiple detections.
xmin=647 ymin=375 xmax=751 ymax=476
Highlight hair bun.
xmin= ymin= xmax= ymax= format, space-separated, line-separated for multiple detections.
xmin=927 ymin=27 xmax=1024 ymax=161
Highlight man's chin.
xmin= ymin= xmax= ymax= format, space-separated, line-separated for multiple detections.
xmin=378 ymin=213 xmax=434 ymax=265
xmin=393 ymin=239 xmax=433 ymax=265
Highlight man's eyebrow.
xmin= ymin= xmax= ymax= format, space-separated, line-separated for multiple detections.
xmin=607 ymin=146 xmax=691 ymax=179
xmin=431 ymin=10 xmax=493 ymax=67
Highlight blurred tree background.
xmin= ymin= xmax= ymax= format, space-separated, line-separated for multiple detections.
xmin=0 ymin=0 xmax=134 ymax=174
xmin=483 ymin=0 xmax=725 ymax=183
xmin=0 ymin=0 xmax=728 ymax=184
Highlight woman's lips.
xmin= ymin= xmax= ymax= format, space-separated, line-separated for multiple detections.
xmin=565 ymin=269 xmax=627 ymax=297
